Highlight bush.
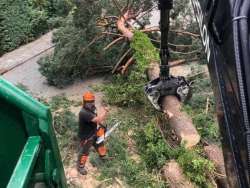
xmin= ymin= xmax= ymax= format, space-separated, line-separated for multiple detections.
xmin=184 ymin=75 xmax=220 ymax=143
xmin=0 ymin=0 xmax=73 ymax=55
xmin=0 ymin=1 xmax=34 ymax=54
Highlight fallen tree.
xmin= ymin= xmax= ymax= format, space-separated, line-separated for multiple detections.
xmin=101 ymin=4 xmax=222 ymax=187
xmin=116 ymin=11 xmax=200 ymax=148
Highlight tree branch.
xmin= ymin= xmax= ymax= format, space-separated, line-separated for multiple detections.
xmin=121 ymin=56 xmax=135 ymax=74
xmin=170 ymin=30 xmax=200 ymax=38
xmin=117 ymin=11 xmax=134 ymax=40
xmin=112 ymin=48 xmax=132 ymax=73
xmin=76 ymin=34 xmax=105 ymax=64
xmin=102 ymin=32 xmax=125 ymax=37
xmin=103 ymin=37 xmax=124 ymax=51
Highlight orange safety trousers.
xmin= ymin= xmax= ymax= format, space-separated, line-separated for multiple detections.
xmin=77 ymin=135 xmax=107 ymax=167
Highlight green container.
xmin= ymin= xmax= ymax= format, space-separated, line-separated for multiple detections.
xmin=0 ymin=78 xmax=67 ymax=188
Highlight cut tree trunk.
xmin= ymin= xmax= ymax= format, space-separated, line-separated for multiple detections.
xmin=147 ymin=63 xmax=200 ymax=148
xmin=204 ymin=144 xmax=229 ymax=188
xmin=161 ymin=160 xmax=195 ymax=188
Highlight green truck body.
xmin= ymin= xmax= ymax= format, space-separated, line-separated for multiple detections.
xmin=0 ymin=78 xmax=67 ymax=188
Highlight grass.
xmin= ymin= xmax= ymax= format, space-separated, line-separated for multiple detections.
xmin=48 ymin=95 xmax=80 ymax=166
xmin=89 ymin=109 xmax=166 ymax=188
xmin=87 ymin=107 xmax=215 ymax=187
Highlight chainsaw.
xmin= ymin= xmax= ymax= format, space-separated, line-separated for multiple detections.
xmin=96 ymin=122 xmax=120 ymax=144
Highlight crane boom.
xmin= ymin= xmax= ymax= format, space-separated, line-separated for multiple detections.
xmin=146 ymin=0 xmax=250 ymax=187
xmin=191 ymin=0 xmax=250 ymax=187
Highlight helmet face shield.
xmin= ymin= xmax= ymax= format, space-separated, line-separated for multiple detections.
xmin=84 ymin=101 xmax=96 ymax=113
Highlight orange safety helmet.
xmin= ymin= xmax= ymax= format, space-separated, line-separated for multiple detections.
xmin=83 ymin=91 xmax=95 ymax=102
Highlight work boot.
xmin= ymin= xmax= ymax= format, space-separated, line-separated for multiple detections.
xmin=77 ymin=166 xmax=87 ymax=175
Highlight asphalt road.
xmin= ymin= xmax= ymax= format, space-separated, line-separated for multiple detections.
xmin=0 ymin=31 xmax=104 ymax=105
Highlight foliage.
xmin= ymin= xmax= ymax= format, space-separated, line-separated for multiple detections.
xmin=49 ymin=95 xmax=72 ymax=111
xmin=134 ymin=114 xmax=215 ymax=187
xmin=54 ymin=108 xmax=78 ymax=166
xmin=54 ymin=109 xmax=77 ymax=134
xmin=102 ymin=31 xmax=158 ymax=107
xmin=0 ymin=0 xmax=72 ymax=55
xmin=135 ymin=118 xmax=180 ymax=169
xmin=38 ymin=0 xmax=157 ymax=87
xmin=39 ymin=0 xmax=121 ymax=87
xmin=48 ymin=95 xmax=79 ymax=134
xmin=177 ymin=149 xmax=215 ymax=187
xmin=131 ymin=31 xmax=159 ymax=71
xmin=90 ymin=110 xmax=166 ymax=188
xmin=94 ymin=107 xmax=215 ymax=187
xmin=0 ymin=0 xmax=35 ymax=54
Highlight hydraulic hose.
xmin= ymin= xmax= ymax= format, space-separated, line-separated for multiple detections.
xmin=238 ymin=0 xmax=250 ymax=181
xmin=158 ymin=0 xmax=173 ymax=79
xmin=233 ymin=0 xmax=250 ymax=184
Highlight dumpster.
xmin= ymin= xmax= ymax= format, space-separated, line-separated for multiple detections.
xmin=0 ymin=78 xmax=67 ymax=188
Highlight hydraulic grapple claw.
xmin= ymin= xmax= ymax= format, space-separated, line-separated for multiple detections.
xmin=144 ymin=76 xmax=191 ymax=111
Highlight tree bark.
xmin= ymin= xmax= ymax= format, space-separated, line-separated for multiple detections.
xmin=161 ymin=160 xmax=195 ymax=188
xmin=117 ymin=12 xmax=134 ymax=41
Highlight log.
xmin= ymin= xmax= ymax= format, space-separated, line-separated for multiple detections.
xmin=161 ymin=160 xmax=195 ymax=188
xmin=147 ymin=63 xmax=200 ymax=148
xmin=204 ymin=145 xmax=229 ymax=188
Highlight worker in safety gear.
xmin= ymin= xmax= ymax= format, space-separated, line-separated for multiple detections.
xmin=77 ymin=91 xmax=109 ymax=175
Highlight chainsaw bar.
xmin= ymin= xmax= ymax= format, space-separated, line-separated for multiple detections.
xmin=96 ymin=122 xmax=120 ymax=144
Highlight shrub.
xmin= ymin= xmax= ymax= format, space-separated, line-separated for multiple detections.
xmin=0 ymin=0 xmax=34 ymax=54
xmin=0 ymin=0 xmax=73 ymax=55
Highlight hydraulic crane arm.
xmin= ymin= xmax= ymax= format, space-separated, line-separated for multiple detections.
xmin=145 ymin=0 xmax=250 ymax=187
xmin=145 ymin=0 xmax=191 ymax=111
xmin=158 ymin=0 xmax=172 ymax=79
xmin=191 ymin=0 xmax=250 ymax=187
